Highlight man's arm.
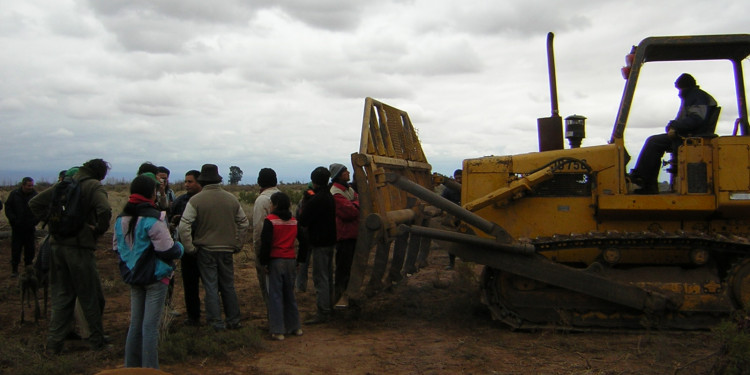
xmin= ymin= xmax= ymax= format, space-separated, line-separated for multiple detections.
xmin=671 ymin=104 xmax=710 ymax=133
xmin=252 ymin=195 xmax=271 ymax=250
xmin=178 ymin=203 xmax=198 ymax=253
xmin=297 ymin=194 xmax=318 ymax=227
xmin=29 ymin=187 xmax=53 ymax=224
xmin=234 ymin=204 xmax=249 ymax=249
xmin=4 ymin=191 xmax=17 ymax=224
xmin=333 ymin=193 xmax=359 ymax=222
xmin=258 ymin=218 xmax=273 ymax=266
xmin=91 ymin=185 xmax=112 ymax=237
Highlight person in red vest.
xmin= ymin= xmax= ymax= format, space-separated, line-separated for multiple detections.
xmin=259 ymin=191 xmax=304 ymax=341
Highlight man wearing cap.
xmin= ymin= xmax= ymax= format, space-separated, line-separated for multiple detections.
xmin=328 ymin=163 xmax=359 ymax=306
xmin=29 ymin=159 xmax=112 ymax=354
xmin=630 ymin=73 xmax=718 ymax=194
xmin=252 ymin=168 xmax=280 ymax=309
xmin=178 ymin=164 xmax=249 ymax=331
xmin=137 ymin=162 xmax=170 ymax=211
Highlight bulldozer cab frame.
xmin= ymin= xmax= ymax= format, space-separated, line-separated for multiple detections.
xmin=612 ymin=34 xmax=750 ymax=142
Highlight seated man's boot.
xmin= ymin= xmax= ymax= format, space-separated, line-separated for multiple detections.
xmin=634 ymin=181 xmax=659 ymax=194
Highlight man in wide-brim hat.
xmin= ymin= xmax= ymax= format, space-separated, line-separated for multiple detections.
xmin=178 ymin=164 xmax=248 ymax=331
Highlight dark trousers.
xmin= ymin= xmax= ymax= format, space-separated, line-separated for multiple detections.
xmin=334 ymin=238 xmax=356 ymax=301
xmin=47 ymin=244 xmax=106 ymax=351
xmin=632 ymin=133 xmax=674 ymax=187
xmin=181 ymin=252 xmax=201 ymax=321
xmin=11 ymin=225 xmax=36 ymax=270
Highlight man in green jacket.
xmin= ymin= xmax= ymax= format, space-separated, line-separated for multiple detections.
xmin=30 ymin=158 xmax=112 ymax=354
xmin=178 ymin=164 xmax=249 ymax=331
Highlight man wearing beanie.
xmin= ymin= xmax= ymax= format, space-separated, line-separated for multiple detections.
xmin=252 ymin=168 xmax=280 ymax=310
xmin=630 ymin=73 xmax=717 ymax=194
xmin=328 ymin=163 xmax=359 ymax=307
xmin=299 ymin=167 xmax=337 ymax=324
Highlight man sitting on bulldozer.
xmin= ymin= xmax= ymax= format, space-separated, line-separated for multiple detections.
xmin=630 ymin=73 xmax=718 ymax=194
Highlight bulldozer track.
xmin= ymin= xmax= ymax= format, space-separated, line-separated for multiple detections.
xmin=481 ymin=231 xmax=750 ymax=330
xmin=526 ymin=230 xmax=750 ymax=254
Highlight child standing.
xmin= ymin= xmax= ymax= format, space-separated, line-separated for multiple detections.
xmin=259 ymin=191 xmax=304 ymax=340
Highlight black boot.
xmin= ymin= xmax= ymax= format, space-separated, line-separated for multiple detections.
xmin=11 ymin=263 xmax=19 ymax=277
xmin=634 ymin=181 xmax=659 ymax=195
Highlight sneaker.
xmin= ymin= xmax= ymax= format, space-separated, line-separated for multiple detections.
xmin=334 ymin=295 xmax=349 ymax=309
xmin=288 ymin=329 xmax=303 ymax=336
xmin=227 ymin=322 xmax=242 ymax=330
xmin=445 ymin=265 xmax=454 ymax=270
xmin=271 ymin=333 xmax=285 ymax=341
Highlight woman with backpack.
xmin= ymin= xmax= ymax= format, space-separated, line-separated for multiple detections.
xmin=113 ymin=174 xmax=184 ymax=369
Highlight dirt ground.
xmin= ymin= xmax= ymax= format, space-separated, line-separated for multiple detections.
xmin=0 ymin=229 xmax=723 ymax=375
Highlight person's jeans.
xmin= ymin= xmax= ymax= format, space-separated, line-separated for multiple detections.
xmin=198 ymin=250 xmax=240 ymax=330
xmin=311 ymin=245 xmax=334 ymax=315
xmin=267 ymin=258 xmax=300 ymax=334
xmin=125 ymin=282 xmax=168 ymax=369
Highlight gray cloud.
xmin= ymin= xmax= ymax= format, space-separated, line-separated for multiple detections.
xmin=264 ymin=0 xmax=370 ymax=31
xmin=0 ymin=0 xmax=748 ymax=184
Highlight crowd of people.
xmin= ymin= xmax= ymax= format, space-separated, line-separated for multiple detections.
xmin=4 ymin=159 xmax=361 ymax=370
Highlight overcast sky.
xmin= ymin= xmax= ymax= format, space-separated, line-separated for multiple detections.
xmin=1 ymin=0 xmax=748 ymax=186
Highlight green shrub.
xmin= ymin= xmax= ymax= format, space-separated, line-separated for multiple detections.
xmin=238 ymin=191 xmax=259 ymax=205
xmin=712 ymin=313 xmax=750 ymax=374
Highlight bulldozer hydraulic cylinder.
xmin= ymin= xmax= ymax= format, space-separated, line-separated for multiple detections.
xmin=385 ymin=173 xmax=514 ymax=243
xmin=398 ymin=224 xmax=536 ymax=255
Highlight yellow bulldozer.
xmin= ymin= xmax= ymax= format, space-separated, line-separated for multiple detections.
xmin=339 ymin=33 xmax=750 ymax=330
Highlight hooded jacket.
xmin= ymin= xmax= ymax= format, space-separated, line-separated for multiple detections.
xmin=671 ymin=86 xmax=718 ymax=135
xmin=114 ymin=204 xmax=184 ymax=285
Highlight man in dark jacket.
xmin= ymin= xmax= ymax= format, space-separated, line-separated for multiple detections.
xmin=170 ymin=169 xmax=203 ymax=326
xmin=5 ymin=177 xmax=39 ymax=277
xmin=298 ymin=167 xmax=337 ymax=324
xmin=630 ymin=73 xmax=718 ymax=194
xmin=29 ymin=159 xmax=112 ymax=354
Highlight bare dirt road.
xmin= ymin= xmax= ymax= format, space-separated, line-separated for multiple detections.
xmin=0 ymin=231 xmax=722 ymax=375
